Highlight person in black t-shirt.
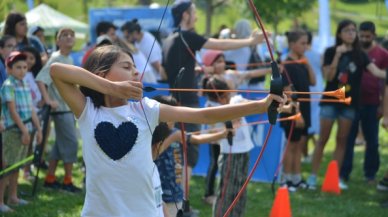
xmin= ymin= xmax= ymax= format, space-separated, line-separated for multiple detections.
xmin=307 ymin=19 xmax=386 ymax=190
xmin=163 ymin=0 xmax=267 ymax=190
xmin=280 ymin=29 xmax=316 ymax=191
xmin=340 ymin=21 xmax=388 ymax=184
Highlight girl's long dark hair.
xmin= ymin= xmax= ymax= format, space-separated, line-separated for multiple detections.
xmin=335 ymin=19 xmax=364 ymax=68
xmin=3 ymin=12 xmax=28 ymax=45
xmin=21 ymin=46 xmax=42 ymax=77
xmin=81 ymin=45 xmax=134 ymax=108
xmin=151 ymin=95 xmax=177 ymax=147
xmin=202 ymin=75 xmax=229 ymax=102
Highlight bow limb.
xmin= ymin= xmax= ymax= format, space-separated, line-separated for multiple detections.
xmin=222 ymin=1 xmax=283 ymax=216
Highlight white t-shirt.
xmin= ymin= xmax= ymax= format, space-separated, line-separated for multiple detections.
xmin=153 ymin=165 xmax=164 ymax=217
xmin=78 ymin=97 xmax=160 ymax=217
xmin=132 ymin=50 xmax=157 ymax=84
xmin=219 ymin=95 xmax=254 ymax=153
xmin=136 ymin=31 xmax=162 ymax=80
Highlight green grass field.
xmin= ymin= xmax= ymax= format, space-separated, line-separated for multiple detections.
xmin=1 ymin=125 xmax=387 ymax=217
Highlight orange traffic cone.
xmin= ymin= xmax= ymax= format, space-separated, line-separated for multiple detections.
xmin=270 ymin=187 xmax=292 ymax=217
xmin=321 ymin=160 xmax=341 ymax=194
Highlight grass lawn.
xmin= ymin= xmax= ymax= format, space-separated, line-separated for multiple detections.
xmin=1 ymin=125 xmax=388 ymax=217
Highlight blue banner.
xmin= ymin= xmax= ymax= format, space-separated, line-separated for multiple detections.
xmin=143 ymin=82 xmax=285 ymax=182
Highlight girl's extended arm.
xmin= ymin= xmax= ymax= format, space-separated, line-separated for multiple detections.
xmin=243 ymin=68 xmax=271 ymax=79
xmin=189 ymin=130 xmax=228 ymax=145
xmin=49 ymin=63 xmax=143 ymax=117
xmin=159 ymin=94 xmax=285 ymax=124
xmin=203 ymin=31 xmax=265 ymax=51
xmin=155 ymin=129 xmax=228 ymax=158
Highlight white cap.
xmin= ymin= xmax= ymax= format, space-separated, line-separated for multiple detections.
xmin=96 ymin=35 xmax=112 ymax=46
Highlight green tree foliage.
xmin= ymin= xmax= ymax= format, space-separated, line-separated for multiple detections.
xmin=195 ymin=0 xmax=229 ymax=36
xmin=251 ymin=0 xmax=315 ymax=34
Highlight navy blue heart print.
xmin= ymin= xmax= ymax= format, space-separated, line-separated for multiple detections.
xmin=94 ymin=121 xmax=138 ymax=160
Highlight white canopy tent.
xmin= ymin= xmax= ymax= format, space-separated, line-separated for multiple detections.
xmin=1 ymin=4 xmax=88 ymax=38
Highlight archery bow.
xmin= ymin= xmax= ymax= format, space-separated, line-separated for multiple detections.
xmin=222 ymin=1 xmax=283 ymax=216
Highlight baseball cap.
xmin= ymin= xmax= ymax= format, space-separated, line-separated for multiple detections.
xmin=171 ymin=0 xmax=192 ymax=27
xmin=219 ymin=28 xmax=231 ymax=39
xmin=202 ymin=50 xmax=223 ymax=67
xmin=96 ymin=35 xmax=113 ymax=47
xmin=6 ymin=51 xmax=27 ymax=68
xmin=29 ymin=26 xmax=44 ymax=35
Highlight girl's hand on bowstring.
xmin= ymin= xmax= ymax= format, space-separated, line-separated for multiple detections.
xmin=112 ymin=80 xmax=143 ymax=101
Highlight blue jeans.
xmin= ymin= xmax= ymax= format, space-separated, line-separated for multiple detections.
xmin=320 ymin=104 xmax=356 ymax=120
xmin=340 ymin=105 xmax=380 ymax=181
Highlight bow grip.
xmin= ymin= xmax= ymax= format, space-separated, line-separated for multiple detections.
xmin=268 ymin=62 xmax=283 ymax=125
xmin=224 ymin=121 xmax=233 ymax=146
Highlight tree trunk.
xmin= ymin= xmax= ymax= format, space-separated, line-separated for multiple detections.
xmin=82 ymin=0 xmax=88 ymax=21
xmin=205 ymin=2 xmax=213 ymax=37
